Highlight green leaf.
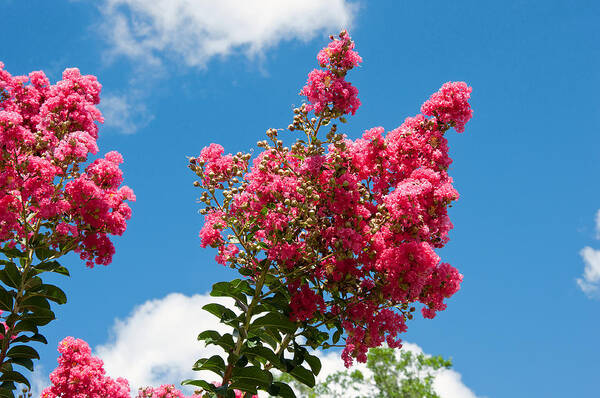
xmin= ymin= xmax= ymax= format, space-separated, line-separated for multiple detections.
xmin=181 ymin=379 xmax=216 ymax=391
xmin=305 ymin=354 xmax=321 ymax=376
xmin=20 ymin=296 xmax=51 ymax=312
xmin=0 ymin=263 xmax=20 ymax=289
xmin=197 ymin=330 xmax=235 ymax=351
xmin=35 ymin=247 xmax=58 ymax=261
xmin=210 ymin=280 xmax=251 ymax=305
xmin=7 ymin=345 xmax=39 ymax=360
xmin=0 ymin=387 xmax=14 ymax=398
xmin=292 ymin=343 xmax=306 ymax=366
xmin=228 ymin=379 xmax=258 ymax=395
xmin=257 ymin=330 xmax=280 ymax=350
xmin=244 ymin=346 xmax=282 ymax=369
xmin=269 ymin=382 xmax=297 ymax=398
xmin=0 ymin=287 xmax=13 ymax=311
xmin=21 ymin=308 xmax=55 ymax=326
xmin=23 ymin=277 xmax=42 ymax=291
xmin=203 ymin=303 xmax=237 ymax=323
xmin=250 ymin=312 xmax=297 ymax=333
xmin=192 ymin=355 xmax=226 ymax=376
xmin=37 ymin=284 xmax=67 ymax=305
xmin=231 ymin=366 xmax=273 ymax=390
xmin=12 ymin=320 xmax=39 ymax=335
xmin=34 ymin=261 xmax=69 ymax=277
xmin=215 ymin=386 xmax=235 ymax=398
xmin=289 ymin=365 xmax=315 ymax=388
xmin=7 ymin=357 xmax=34 ymax=372
xmin=262 ymin=293 xmax=290 ymax=312
xmin=332 ymin=329 xmax=341 ymax=344
xmin=0 ymin=247 xmax=24 ymax=259
xmin=28 ymin=333 xmax=48 ymax=344
xmin=0 ymin=371 xmax=29 ymax=388
xmin=235 ymin=355 xmax=248 ymax=368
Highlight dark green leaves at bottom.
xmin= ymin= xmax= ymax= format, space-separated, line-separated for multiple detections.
xmin=268 ymin=381 xmax=297 ymax=398
xmin=0 ymin=263 xmax=20 ymax=289
xmin=230 ymin=366 xmax=273 ymax=393
xmin=289 ymin=365 xmax=315 ymax=388
xmin=0 ymin=371 xmax=29 ymax=388
xmin=0 ymin=288 xmax=13 ymax=312
xmin=7 ymin=345 xmax=39 ymax=360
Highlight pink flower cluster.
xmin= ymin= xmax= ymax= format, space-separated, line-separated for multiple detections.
xmin=317 ymin=30 xmax=362 ymax=70
xmin=43 ymin=338 xmax=253 ymax=398
xmin=301 ymin=31 xmax=361 ymax=116
xmin=421 ymin=81 xmax=473 ymax=133
xmin=137 ymin=384 xmax=201 ymax=398
xmin=0 ymin=63 xmax=134 ymax=266
xmin=193 ymin=33 xmax=472 ymax=367
xmin=40 ymin=337 xmax=130 ymax=398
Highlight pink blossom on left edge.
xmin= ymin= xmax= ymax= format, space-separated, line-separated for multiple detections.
xmin=0 ymin=63 xmax=135 ymax=267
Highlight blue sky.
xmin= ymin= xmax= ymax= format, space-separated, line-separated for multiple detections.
xmin=2 ymin=0 xmax=599 ymax=396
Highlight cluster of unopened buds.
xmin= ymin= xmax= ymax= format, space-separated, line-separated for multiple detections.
xmin=191 ymin=30 xmax=473 ymax=366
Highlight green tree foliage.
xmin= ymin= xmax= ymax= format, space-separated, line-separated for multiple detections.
xmin=278 ymin=347 xmax=452 ymax=398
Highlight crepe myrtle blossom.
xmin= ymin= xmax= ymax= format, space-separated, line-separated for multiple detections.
xmin=191 ymin=30 xmax=473 ymax=369
xmin=0 ymin=63 xmax=135 ymax=267
xmin=42 ymin=338 xmax=254 ymax=398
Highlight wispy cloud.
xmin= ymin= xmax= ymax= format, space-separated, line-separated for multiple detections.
xmin=90 ymin=292 xmax=478 ymax=397
xmin=100 ymin=0 xmax=358 ymax=69
xmin=577 ymin=246 xmax=600 ymax=297
xmin=577 ymin=209 xmax=600 ymax=297
xmin=100 ymin=93 xmax=153 ymax=134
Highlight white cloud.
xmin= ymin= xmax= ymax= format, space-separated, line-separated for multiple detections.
xmin=433 ymin=369 xmax=479 ymax=398
xmin=96 ymin=293 xmax=233 ymax=393
xmin=100 ymin=0 xmax=358 ymax=69
xmin=94 ymin=292 xmax=478 ymax=397
xmin=577 ymin=246 xmax=600 ymax=297
xmin=100 ymin=93 xmax=153 ymax=134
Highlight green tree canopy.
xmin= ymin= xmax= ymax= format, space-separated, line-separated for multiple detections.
xmin=278 ymin=347 xmax=452 ymax=398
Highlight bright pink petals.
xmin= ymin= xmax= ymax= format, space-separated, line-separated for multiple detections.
xmin=137 ymin=384 xmax=202 ymax=398
xmin=0 ymin=62 xmax=134 ymax=267
xmin=301 ymin=31 xmax=361 ymax=116
xmin=193 ymin=32 xmax=472 ymax=367
xmin=421 ymin=81 xmax=473 ymax=133
xmin=40 ymin=337 xmax=131 ymax=398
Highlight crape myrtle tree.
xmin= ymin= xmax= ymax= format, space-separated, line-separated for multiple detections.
xmin=0 ymin=64 xmax=135 ymax=396
xmin=34 ymin=30 xmax=471 ymax=398
xmin=185 ymin=31 xmax=472 ymax=398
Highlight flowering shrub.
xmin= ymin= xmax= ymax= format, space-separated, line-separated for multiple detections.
xmin=0 ymin=63 xmax=134 ymax=396
xmin=187 ymin=31 xmax=472 ymax=397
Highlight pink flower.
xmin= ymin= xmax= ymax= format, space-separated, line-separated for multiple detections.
xmin=41 ymin=337 xmax=130 ymax=398
xmin=301 ymin=69 xmax=360 ymax=115
xmin=421 ymin=81 xmax=473 ymax=133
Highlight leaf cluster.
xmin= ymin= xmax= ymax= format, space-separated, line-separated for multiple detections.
xmin=0 ymin=245 xmax=69 ymax=397
xmin=183 ymin=275 xmax=325 ymax=398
